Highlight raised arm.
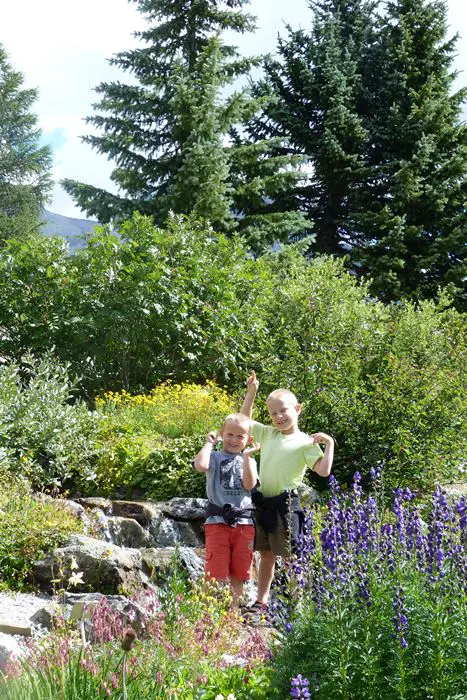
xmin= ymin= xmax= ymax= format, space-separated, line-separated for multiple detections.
xmin=240 ymin=370 xmax=259 ymax=418
xmin=242 ymin=442 xmax=260 ymax=491
xmin=310 ymin=432 xmax=334 ymax=478
xmin=193 ymin=432 xmax=218 ymax=472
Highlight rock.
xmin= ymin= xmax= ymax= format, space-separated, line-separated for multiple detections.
xmin=111 ymin=501 xmax=163 ymax=526
xmin=142 ymin=546 xmax=204 ymax=581
xmin=75 ymin=497 xmax=113 ymax=513
xmin=298 ymin=484 xmax=322 ymax=507
xmin=0 ymin=632 xmax=25 ymax=671
xmin=163 ymin=497 xmax=208 ymax=521
xmin=33 ymin=535 xmax=145 ymax=594
xmin=106 ymin=517 xmax=152 ymax=548
xmin=154 ymin=518 xmax=203 ymax=547
xmin=0 ymin=624 xmax=32 ymax=637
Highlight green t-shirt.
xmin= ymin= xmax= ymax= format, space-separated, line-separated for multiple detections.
xmin=251 ymin=422 xmax=323 ymax=497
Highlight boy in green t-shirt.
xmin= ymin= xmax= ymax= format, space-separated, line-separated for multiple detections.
xmin=240 ymin=371 xmax=334 ymax=614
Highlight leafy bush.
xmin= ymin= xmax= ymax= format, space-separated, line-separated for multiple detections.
xmin=0 ymin=354 xmax=103 ymax=489
xmin=249 ymin=249 xmax=467 ymax=492
xmin=0 ymin=477 xmax=83 ymax=590
xmin=86 ymin=381 xmax=236 ymax=498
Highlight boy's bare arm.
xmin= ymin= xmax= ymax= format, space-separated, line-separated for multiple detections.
xmin=193 ymin=432 xmax=218 ymax=472
xmin=240 ymin=370 xmax=259 ymax=418
xmin=310 ymin=432 xmax=334 ymax=478
xmin=242 ymin=442 xmax=260 ymax=490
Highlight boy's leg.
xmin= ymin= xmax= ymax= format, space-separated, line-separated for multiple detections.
xmin=230 ymin=577 xmax=244 ymax=604
xmin=256 ymin=550 xmax=277 ymax=604
xmin=204 ymin=524 xmax=231 ymax=581
xmin=230 ymin=524 xmax=255 ymax=605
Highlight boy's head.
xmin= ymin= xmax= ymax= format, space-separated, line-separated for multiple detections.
xmin=220 ymin=413 xmax=251 ymax=454
xmin=266 ymin=389 xmax=302 ymax=435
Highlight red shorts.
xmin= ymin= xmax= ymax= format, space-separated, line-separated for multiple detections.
xmin=204 ymin=523 xmax=255 ymax=581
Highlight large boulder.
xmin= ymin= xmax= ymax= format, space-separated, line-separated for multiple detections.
xmin=162 ymin=497 xmax=208 ymax=521
xmin=153 ymin=518 xmax=203 ymax=547
xmin=141 ymin=547 xmax=204 ymax=581
xmin=106 ymin=517 xmax=152 ymax=548
xmin=33 ymin=535 xmax=146 ymax=594
xmin=0 ymin=632 xmax=26 ymax=671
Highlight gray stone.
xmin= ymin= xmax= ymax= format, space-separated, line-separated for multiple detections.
xmin=0 ymin=631 xmax=25 ymax=670
xmin=111 ymin=500 xmax=163 ymax=526
xmin=163 ymin=497 xmax=208 ymax=521
xmin=33 ymin=535 xmax=144 ymax=594
xmin=75 ymin=497 xmax=113 ymax=513
xmin=298 ymin=484 xmax=322 ymax=507
xmin=155 ymin=518 xmax=203 ymax=547
xmin=142 ymin=546 xmax=204 ymax=581
xmin=0 ymin=623 xmax=32 ymax=637
xmin=106 ymin=517 xmax=152 ymax=548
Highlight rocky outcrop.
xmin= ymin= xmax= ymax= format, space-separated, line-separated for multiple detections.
xmin=32 ymin=496 xmax=209 ymax=593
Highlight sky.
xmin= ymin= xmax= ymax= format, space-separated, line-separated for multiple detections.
xmin=1 ymin=0 xmax=466 ymax=220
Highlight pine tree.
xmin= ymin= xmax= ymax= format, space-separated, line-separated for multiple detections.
xmin=249 ymin=0 xmax=466 ymax=305
xmin=354 ymin=0 xmax=467 ymax=305
xmin=0 ymin=45 xmax=52 ymax=242
xmin=247 ymin=0 xmax=376 ymax=255
xmin=62 ymin=0 xmax=307 ymax=248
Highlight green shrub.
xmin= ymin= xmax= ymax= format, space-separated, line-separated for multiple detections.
xmin=0 ymin=477 xmax=83 ymax=590
xmin=0 ymin=354 xmax=103 ymax=489
xmin=249 ymin=250 xmax=467 ymax=492
xmin=85 ymin=381 xmax=236 ymax=498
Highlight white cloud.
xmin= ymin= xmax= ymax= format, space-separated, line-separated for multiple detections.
xmin=1 ymin=0 xmax=465 ymax=219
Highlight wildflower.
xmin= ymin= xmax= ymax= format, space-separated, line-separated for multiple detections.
xmin=290 ymin=674 xmax=311 ymax=698
xmin=68 ymin=571 xmax=84 ymax=586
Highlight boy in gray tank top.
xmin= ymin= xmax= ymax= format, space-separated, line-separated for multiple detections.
xmin=194 ymin=413 xmax=259 ymax=605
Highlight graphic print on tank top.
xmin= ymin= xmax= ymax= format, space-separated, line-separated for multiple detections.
xmin=219 ymin=456 xmax=243 ymax=492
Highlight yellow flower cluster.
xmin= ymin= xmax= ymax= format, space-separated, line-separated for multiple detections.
xmin=95 ymin=380 xmax=236 ymax=438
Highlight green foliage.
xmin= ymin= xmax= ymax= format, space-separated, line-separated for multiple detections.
xmin=0 ymin=214 xmax=265 ymax=394
xmin=0 ymin=354 xmax=103 ymax=489
xmin=0 ymin=44 xmax=52 ymax=242
xmin=250 ymin=248 xmax=466 ymax=492
xmin=249 ymin=0 xmax=467 ymax=306
xmin=61 ymin=0 xmax=307 ymax=249
xmin=87 ymin=381 xmax=236 ymax=498
xmin=0 ymin=477 xmax=83 ymax=590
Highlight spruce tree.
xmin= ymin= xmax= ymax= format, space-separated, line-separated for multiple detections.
xmin=246 ymin=0 xmax=375 ymax=255
xmin=250 ymin=0 xmax=466 ymax=304
xmin=0 ymin=45 xmax=52 ymax=242
xmin=355 ymin=0 xmax=467 ymax=305
xmin=62 ymin=0 xmax=307 ymax=248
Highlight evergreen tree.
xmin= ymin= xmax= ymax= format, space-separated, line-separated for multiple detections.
xmin=62 ymin=0 xmax=307 ymax=248
xmin=250 ymin=0 xmax=466 ymax=305
xmin=247 ymin=0 xmax=375 ymax=255
xmin=354 ymin=0 xmax=467 ymax=305
xmin=0 ymin=45 xmax=52 ymax=242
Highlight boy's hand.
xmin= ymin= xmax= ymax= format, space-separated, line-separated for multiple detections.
xmin=243 ymin=441 xmax=260 ymax=456
xmin=246 ymin=370 xmax=259 ymax=394
xmin=206 ymin=431 xmax=220 ymax=445
xmin=310 ymin=432 xmax=334 ymax=446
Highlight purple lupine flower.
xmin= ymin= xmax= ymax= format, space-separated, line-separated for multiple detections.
xmin=290 ymin=674 xmax=311 ymax=698
xmin=393 ymin=587 xmax=409 ymax=649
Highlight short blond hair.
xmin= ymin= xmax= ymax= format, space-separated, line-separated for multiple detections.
xmin=222 ymin=413 xmax=252 ymax=430
xmin=266 ymin=388 xmax=299 ymax=405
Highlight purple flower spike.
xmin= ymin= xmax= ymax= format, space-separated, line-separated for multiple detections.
xmin=291 ymin=674 xmax=312 ymax=698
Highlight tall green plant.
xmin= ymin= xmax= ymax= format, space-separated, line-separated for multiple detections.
xmin=0 ymin=44 xmax=52 ymax=242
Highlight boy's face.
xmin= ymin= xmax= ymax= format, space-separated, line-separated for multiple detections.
xmin=220 ymin=420 xmax=250 ymax=454
xmin=266 ymin=396 xmax=301 ymax=435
